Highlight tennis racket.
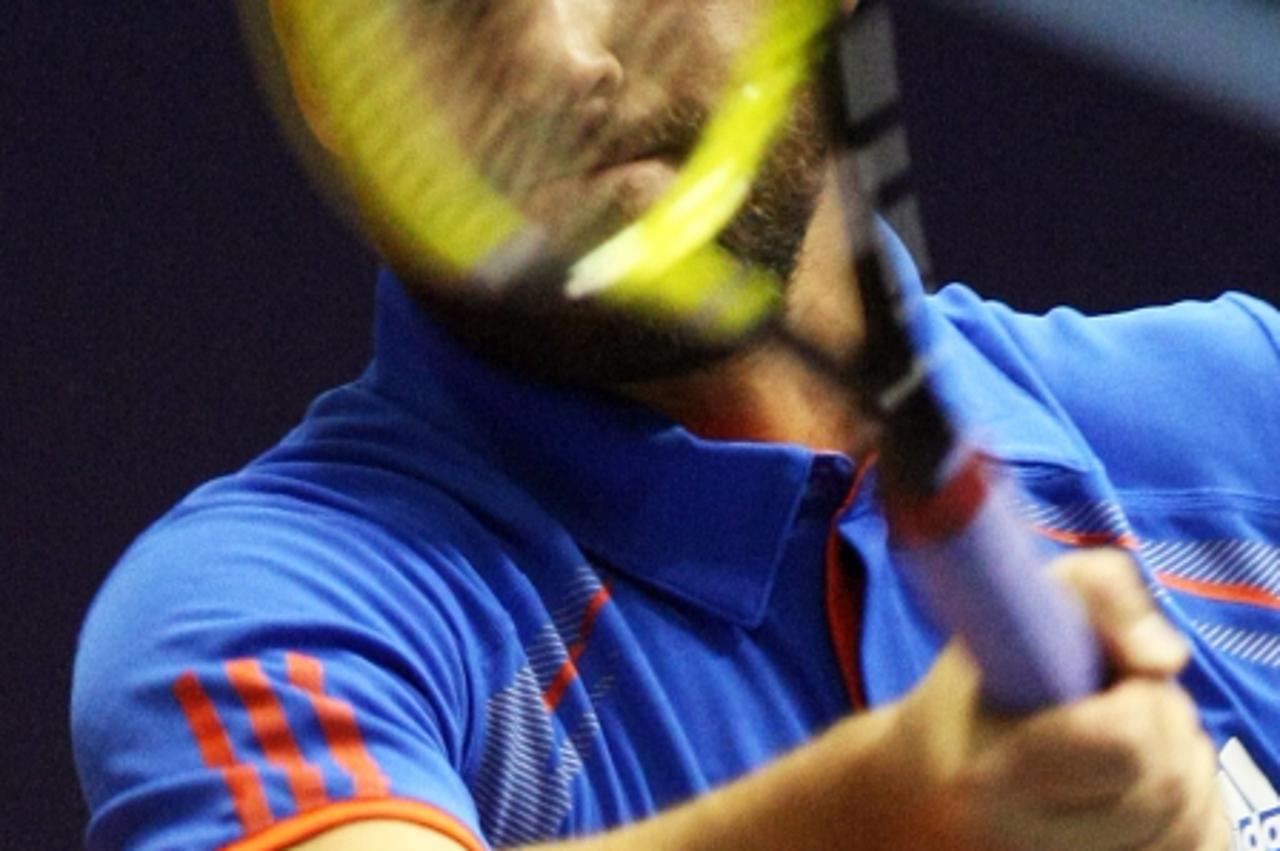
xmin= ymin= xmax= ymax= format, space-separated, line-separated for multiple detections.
xmin=239 ymin=0 xmax=1101 ymax=712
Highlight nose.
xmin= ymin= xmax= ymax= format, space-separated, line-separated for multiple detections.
xmin=555 ymin=0 xmax=625 ymax=100
xmin=512 ymin=0 xmax=624 ymax=104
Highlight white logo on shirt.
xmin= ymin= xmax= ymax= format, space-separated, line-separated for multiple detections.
xmin=1219 ymin=738 xmax=1279 ymax=851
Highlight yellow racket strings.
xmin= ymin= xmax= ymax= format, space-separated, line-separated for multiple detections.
xmin=278 ymin=0 xmax=837 ymax=338
xmin=288 ymin=0 xmax=527 ymax=272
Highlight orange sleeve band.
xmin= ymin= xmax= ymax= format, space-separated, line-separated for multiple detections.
xmin=221 ymin=797 xmax=487 ymax=851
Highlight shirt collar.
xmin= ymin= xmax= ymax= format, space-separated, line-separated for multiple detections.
xmin=367 ymin=222 xmax=1091 ymax=627
xmin=370 ymin=272 xmax=823 ymax=628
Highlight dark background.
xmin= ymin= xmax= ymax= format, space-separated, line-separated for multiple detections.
xmin=5 ymin=4 xmax=1279 ymax=847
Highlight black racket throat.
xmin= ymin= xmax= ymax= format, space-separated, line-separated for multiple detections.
xmin=823 ymin=0 xmax=959 ymax=497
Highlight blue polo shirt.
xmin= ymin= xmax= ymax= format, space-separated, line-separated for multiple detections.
xmin=73 ymin=230 xmax=1280 ymax=850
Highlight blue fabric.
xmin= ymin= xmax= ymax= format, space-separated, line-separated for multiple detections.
xmin=73 ymin=238 xmax=1280 ymax=849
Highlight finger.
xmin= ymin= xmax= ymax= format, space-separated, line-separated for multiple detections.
xmin=1071 ymin=684 xmax=1217 ymax=850
xmin=972 ymin=681 xmax=1219 ymax=850
xmin=968 ymin=679 xmax=1200 ymax=811
xmin=1147 ymin=735 xmax=1229 ymax=851
xmin=969 ymin=679 xmax=1170 ymax=806
xmin=1046 ymin=732 xmax=1223 ymax=851
xmin=1051 ymin=548 xmax=1190 ymax=676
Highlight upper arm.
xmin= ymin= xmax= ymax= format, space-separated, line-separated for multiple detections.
xmin=72 ymin=501 xmax=496 ymax=851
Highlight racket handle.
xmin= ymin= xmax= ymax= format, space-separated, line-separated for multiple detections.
xmin=886 ymin=447 xmax=1105 ymax=713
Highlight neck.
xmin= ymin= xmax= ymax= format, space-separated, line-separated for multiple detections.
xmin=619 ymin=171 xmax=874 ymax=455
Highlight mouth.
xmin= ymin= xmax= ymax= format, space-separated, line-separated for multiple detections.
xmin=514 ymin=113 xmax=700 ymax=219
xmin=583 ymin=111 xmax=696 ymax=178
xmin=588 ymin=147 xmax=683 ymax=179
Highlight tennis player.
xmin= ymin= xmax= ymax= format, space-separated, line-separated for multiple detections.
xmin=72 ymin=1 xmax=1276 ymax=849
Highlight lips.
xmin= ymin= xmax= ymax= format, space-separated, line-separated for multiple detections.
xmin=583 ymin=110 xmax=697 ymax=177
xmin=589 ymin=146 xmax=683 ymax=178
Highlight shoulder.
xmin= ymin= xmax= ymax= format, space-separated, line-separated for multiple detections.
xmin=932 ymin=286 xmax=1280 ymax=492
xmin=933 ymin=286 xmax=1280 ymax=393
xmin=75 ymin=441 xmax=520 ymax=710
xmin=71 ymin=442 xmax=517 ymax=849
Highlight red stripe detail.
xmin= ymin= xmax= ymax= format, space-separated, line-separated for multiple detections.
xmin=1030 ymin=525 xmax=1141 ymax=551
xmin=285 ymin=653 xmax=391 ymax=799
xmin=1030 ymin=521 xmax=1280 ymax=611
xmin=222 ymin=797 xmax=486 ymax=851
xmin=226 ymin=658 xmax=330 ymax=812
xmin=825 ymin=456 xmax=876 ymax=711
xmin=172 ymin=670 xmax=274 ymax=835
xmin=1154 ymin=572 xmax=1280 ymax=612
xmin=543 ymin=585 xmax=612 ymax=712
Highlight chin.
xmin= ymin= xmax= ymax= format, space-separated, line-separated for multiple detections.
xmin=405 ymin=276 xmax=745 ymax=387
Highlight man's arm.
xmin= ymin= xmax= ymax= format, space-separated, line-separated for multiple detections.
xmin=291 ymin=550 xmax=1228 ymax=851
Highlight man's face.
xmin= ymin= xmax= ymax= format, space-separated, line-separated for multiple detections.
xmin=382 ymin=0 xmax=832 ymax=384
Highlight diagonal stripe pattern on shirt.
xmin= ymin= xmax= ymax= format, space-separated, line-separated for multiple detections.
xmin=473 ymin=563 xmax=612 ymax=846
xmin=473 ymin=664 xmax=577 ymax=845
xmin=1193 ymin=621 xmax=1280 ymax=668
xmin=1143 ymin=539 xmax=1280 ymax=604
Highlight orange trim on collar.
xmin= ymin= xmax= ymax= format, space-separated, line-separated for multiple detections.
xmin=824 ymin=455 xmax=877 ymax=710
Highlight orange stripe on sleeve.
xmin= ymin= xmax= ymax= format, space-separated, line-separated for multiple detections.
xmin=285 ymin=653 xmax=391 ymax=799
xmin=1154 ymin=571 xmax=1280 ymax=612
xmin=173 ymin=670 xmax=275 ymax=835
xmin=222 ymin=797 xmax=486 ymax=851
xmin=226 ymin=658 xmax=331 ymax=812
xmin=1030 ymin=525 xmax=1280 ymax=611
xmin=1030 ymin=525 xmax=1141 ymax=551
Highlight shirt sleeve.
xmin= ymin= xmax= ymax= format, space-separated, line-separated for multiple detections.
xmin=941 ymin=288 xmax=1280 ymax=496
xmin=72 ymin=498 xmax=496 ymax=851
xmin=938 ymin=287 xmax=1280 ymax=790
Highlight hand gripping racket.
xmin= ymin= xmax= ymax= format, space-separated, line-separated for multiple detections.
xmin=240 ymin=0 xmax=1102 ymax=712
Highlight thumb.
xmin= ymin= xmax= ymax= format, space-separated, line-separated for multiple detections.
xmin=1050 ymin=548 xmax=1190 ymax=677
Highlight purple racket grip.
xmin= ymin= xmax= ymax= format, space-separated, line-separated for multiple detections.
xmin=887 ymin=447 xmax=1104 ymax=713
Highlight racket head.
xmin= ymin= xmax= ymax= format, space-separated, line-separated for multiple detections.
xmin=237 ymin=0 xmax=841 ymax=343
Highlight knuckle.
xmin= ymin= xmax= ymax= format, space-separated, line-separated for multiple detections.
xmin=1087 ymin=687 xmax=1160 ymax=778
xmin=1152 ymin=767 xmax=1192 ymax=820
xmin=1150 ymin=784 xmax=1223 ymax=851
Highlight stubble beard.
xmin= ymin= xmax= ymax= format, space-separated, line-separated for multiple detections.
xmin=401 ymin=89 xmax=831 ymax=388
